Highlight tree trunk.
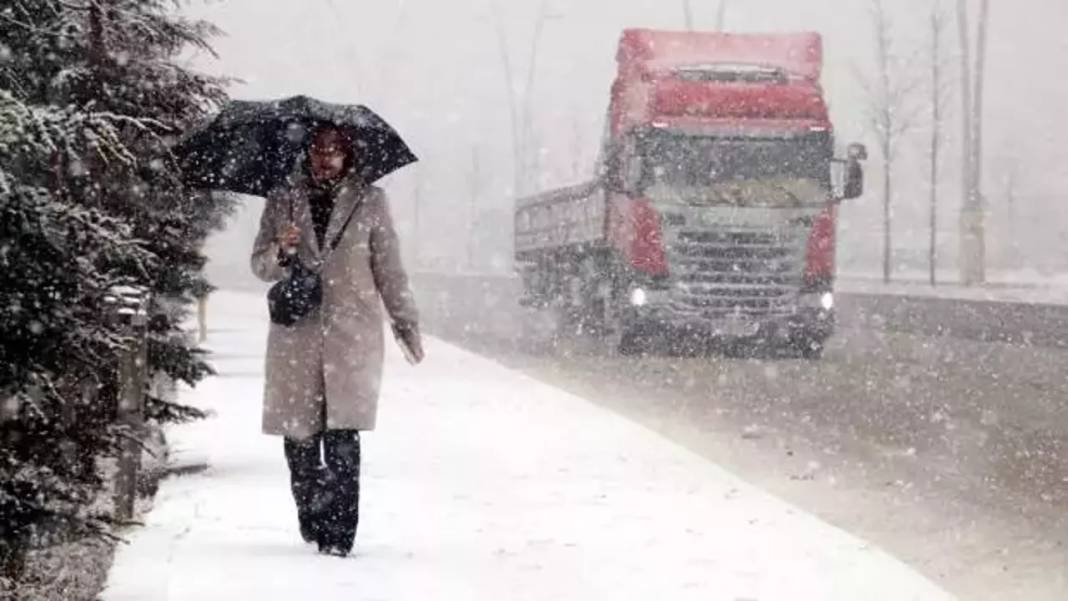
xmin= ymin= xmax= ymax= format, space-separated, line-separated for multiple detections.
xmin=491 ymin=2 xmax=523 ymax=197
xmin=930 ymin=13 xmax=943 ymax=287
xmin=467 ymin=147 xmax=481 ymax=271
xmin=520 ymin=1 xmax=551 ymax=195
xmin=957 ymin=0 xmax=973 ymax=283
xmin=883 ymin=152 xmax=893 ymax=284
xmin=929 ymin=140 xmax=939 ymax=287
xmin=958 ymin=0 xmax=987 ymax=285
xmin=716 ymin=0 xmax=729 ymax=31
xmin=971 ymin=0 xmax=991 ymax=283
xmin=974 ymin=0 xmax=991 ymax=181
xmin=873 ymin=0 xmax=894 ymax=283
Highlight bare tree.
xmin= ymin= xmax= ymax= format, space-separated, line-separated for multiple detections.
xmin=715 ymin=0 xmax=729 ymax=31
xmin=858 ymin=0 xmax=923 ymax=283
xmin=491 ymin=0 xmax=562 ymax=197
xmin=519 ymin=3 xmax=560 ymax=192
xmin=956 ymin=0 xmax=973 ymax=228
xmin=1004 ymin=161 xmax=1020 ymax=268
xmin=975 ymin=0 xmax=991 ymax=187
xmin=928 ymin=8 xmax=953 ymax=286
xmin=467 ymin=147 xmax=483 ymax=271
xmin=958 ymin=0 xmax=992 ymax=285
xmin=490 ymin=2 xmax=523 ymax=197
xmin=683 ymin=0 xmax=728 ymax=31
xmin=683 ymin=0 xmax=694 ymax=30
xmin=972 ymin=0 xmax=992 ymax=278
xmin=873 ymin=0 xmax=894 ymax=283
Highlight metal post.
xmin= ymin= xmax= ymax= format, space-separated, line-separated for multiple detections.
xmin=197 ymin=295 xmax=208 ymax=343
xmin=110 ymin=287 xmax=149 ymax=522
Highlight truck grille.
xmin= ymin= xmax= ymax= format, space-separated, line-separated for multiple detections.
xmin=667 ymin=229 xmax=806 ymax=318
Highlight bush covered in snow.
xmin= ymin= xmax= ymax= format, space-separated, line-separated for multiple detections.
xmin=0 ymin=0 xmax=231 ymax=581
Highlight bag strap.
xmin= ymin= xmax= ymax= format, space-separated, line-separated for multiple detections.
xmin=327 ymin=195 xmax=361 ymax=252
xmin=285 ymin=182 xmax=363 ymax=266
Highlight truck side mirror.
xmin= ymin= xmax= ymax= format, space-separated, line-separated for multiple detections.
xmin=841 ymin=143 xmax=867 ymax=200
xmin=843 ymin=159 xmax=864 ymax=200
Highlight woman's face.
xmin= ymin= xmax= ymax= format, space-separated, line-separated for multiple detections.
xmin=308 ymin=128 xmax=351 ymax=183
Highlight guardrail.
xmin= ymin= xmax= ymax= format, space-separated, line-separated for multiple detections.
xmin=411 ymin=272 xmax=1068 ymax=350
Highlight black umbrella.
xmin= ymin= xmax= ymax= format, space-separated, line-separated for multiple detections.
xmin=176 ymin=95 xmax=418 ymax=197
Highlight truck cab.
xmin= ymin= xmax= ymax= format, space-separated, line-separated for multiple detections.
xmin=514 ymin=30 xmax=866 ymax=357
xmin=602 ymin=124 xmax=865 ymax=355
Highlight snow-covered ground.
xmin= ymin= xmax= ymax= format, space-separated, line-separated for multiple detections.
xmin=838 ymin=270 xmax=1068 ymax=305
xmin=102 ymin=291 xmax=956 ymax=601
xmin=837 ymin=278 xmax=1068 ymax=306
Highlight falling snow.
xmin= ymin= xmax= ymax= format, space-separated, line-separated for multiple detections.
xmin=4 ymin=1 xmax=1068 ymax=600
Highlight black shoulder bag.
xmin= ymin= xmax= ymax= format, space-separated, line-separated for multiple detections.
xmin=268 ymin=195 xmax=361 ymax=327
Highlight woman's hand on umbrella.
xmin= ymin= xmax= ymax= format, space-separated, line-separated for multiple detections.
xmin=278 ymin=225 xmax=301 ymax=252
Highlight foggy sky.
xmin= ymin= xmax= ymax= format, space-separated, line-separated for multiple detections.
xmin=189 ymin=0 xmax=1068 ymax=283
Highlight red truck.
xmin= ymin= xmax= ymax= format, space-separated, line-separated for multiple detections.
xmin=514 ymin=30 xmax=866 ymax=357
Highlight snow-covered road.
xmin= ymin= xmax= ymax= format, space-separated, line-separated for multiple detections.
xmin=102 ymin=291 xmax=954 ymax=601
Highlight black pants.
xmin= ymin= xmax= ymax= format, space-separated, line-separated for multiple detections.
xmin=283 ymin=430 xmax=361 ymax=552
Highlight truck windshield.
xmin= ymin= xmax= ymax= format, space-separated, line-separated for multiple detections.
xmin=638 ymin=131 xmax=833 ymax=202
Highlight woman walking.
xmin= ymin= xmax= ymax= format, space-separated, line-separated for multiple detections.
xmin=251 ymin=124 xmax=424 ymax=557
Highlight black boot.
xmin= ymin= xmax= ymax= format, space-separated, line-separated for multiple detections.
xmin=318 ymin=540 xmax=351 ymax=558
xmin=298 ymin=513 xmax=320 ymax=544
xmin=284 ymin=435 xmax=325 ymax=545
xmin=316 ymin=430 xmax=361 ymax=557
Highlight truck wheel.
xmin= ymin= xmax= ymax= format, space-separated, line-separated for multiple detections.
xmin=618 ymin=324 xmax=664 ymax=356
xmin=794 ymin=338 xmax=826 ymax=360
xmin=618 ymin=329 xmax=646 ymax=356
xmin=596 ymin=276 xmax=627 ymax=353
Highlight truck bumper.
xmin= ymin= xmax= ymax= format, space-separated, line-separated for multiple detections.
xmin=623 ymin=291 xmax=836 ymax=344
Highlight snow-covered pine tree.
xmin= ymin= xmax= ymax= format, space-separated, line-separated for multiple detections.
xmin=0 ymin=91 xmax=157 ymax=578
xmin=0 ymin=0 xmax=230 ymax=577
xmin=52 ymin=0 xmax=234 ymax=418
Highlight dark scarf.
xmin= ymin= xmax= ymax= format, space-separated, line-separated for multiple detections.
xmin=307 ymin=181 xmax=336 ymax=250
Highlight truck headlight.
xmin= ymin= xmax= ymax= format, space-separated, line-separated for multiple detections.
xmin=630 ymin=288 xmax=648 ymax=307
xmin=820 ymin=292 xmax=835 ymax=311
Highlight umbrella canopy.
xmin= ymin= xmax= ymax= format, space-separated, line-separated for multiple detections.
xmin=176 ymin=96 xmax=418 ymax=197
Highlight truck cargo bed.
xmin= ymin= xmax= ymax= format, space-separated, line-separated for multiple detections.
xmin=514 ymin=180 xmax=607 ymax=258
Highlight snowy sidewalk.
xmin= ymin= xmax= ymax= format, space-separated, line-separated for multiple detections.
xmin=103 ymin=291 xmax=954 ymax=601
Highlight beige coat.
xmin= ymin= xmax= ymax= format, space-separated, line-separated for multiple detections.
xmin=251 ymin=173 xmax=418 ymax=439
